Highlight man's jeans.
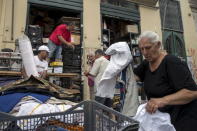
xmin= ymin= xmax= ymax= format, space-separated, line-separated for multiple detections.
xmin=47 ymin=40 xmax=62 ymax=60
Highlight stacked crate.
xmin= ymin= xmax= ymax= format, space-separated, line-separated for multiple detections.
xmin=62 ymin=46 xmax=81 ymax=74
xmin=62 ymin=45 xmax=82 ymax=88
xmin=26 ymin=25 xmax=43 ymax=50
xmin=61 ymin=17 xmax=82 ymax=93
xmin=0 ymin=52 xmax=22 ymax=72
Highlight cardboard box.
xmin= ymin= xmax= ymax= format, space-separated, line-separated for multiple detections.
xmin=47 ymin=67 xmax=53 ymax=73
xmin=126 ymin=25 xmax=139 ymax=34
xmin=42 ymin=38 xmax=49 ymax=44
xmin=53 ymin=67 xmax=63 ymax=73
xmin=71 ymin=34 xmax=80 ymax=45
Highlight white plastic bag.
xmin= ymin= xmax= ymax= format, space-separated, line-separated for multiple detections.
xmin=133 ymin=104 xmax=176 ymax=131
xmin=18 ymin=35 xmax=39 ymax=77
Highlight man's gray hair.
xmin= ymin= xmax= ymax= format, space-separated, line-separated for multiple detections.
xmin=58 ymin=17 xmax=75 ymax=26
xmin=138 ymin=31 xmax=160 ymax=44
xmin=95 ymin=49 xmax=104 ymax=55
xmin=66 ymin=22 xmax=75 ymax=26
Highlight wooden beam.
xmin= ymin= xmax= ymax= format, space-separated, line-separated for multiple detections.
xmin=0 ymin=71 xmax=79 ymax=78
xmin=0 ymin=71 xmax=21 ymax=76
xmin=48 ymin=73 xmax=79 ymax=78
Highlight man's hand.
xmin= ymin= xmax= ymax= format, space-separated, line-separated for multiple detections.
xmin=146 ymin=98 xmax=168 ymax=114
xmin=39 ymin=71 xmax=47 ymax=79
xmin=67 ymin=43 xmax=75 ymax=50
xmin=84 ymin=70 xmax=89 ymax=76
xmin=134 ymin=75 xmax=141 ymax=82
xmin=70 ymin=44 xmax=75 ymax=50
xmin=58 ymin=36 xmax=75 ymax=49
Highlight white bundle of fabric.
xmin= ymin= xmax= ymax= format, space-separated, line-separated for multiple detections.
xmin=96 ymin=42 xmax=132 ymax=99
xmin=133 ymin=104 xmax=176 ymax=131
xmin=15 ymin=97 xmax=83 ymax=130
xmin=18 ymin=35 xmax=39 ymax=77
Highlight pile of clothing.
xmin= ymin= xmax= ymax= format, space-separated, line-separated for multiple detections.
xmin=0 ymin=76 xmax=83 ymax=130
xmin=0 ymin=76 xmax=75 ymax=99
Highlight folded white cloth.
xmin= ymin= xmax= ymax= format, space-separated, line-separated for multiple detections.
xmin=133 ymin=104 xmax=176 ymax=131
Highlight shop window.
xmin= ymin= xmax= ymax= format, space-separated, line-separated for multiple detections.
xmin=102 ymin=17 xmax=141 ymax=68
xmin=102 ymin=17 xmax=139 ymax=46
xmin=29 ymin=5 xmax=80 ymax=38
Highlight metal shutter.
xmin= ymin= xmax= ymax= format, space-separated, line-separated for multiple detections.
xmin=101 ymin=1 xmax=140 ymax=22
xmin=28 ymin=0 xmax=83 ymax=11
xmin=159 ymin=0 xmax=183 ymax=31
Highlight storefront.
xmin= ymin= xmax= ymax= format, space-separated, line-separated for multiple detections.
xmin=101 ymin=0 xmax=142 ymax=68
xmin=26 ymin=0 xmax=83 ymax=100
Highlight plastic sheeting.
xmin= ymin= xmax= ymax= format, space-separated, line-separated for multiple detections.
xmin=133 ymin=104 xmax=176 ymax=131
xmin=18 ymin=35 xmax=39 ymax=77
xmin=96 ymin=42 xmax=132 ymax=99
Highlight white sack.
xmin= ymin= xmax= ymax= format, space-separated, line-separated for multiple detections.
xmin=133 ymin=104 xmax=176 ymax=131
xmin=18 ymin=35 xmax=39 ymax=77
xmin=96 ymin=42 xmax=132 ymax=99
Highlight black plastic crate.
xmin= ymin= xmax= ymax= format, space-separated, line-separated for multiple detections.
xmin=63 ymin=70 xmax=81 ymax=73
xmin=62 ymin=55 xmax=81 ymax=61
xmin=62 ymin=48 xmax=81 ymax=54
xmin=63 ymin=60 xmax=81 ymax=67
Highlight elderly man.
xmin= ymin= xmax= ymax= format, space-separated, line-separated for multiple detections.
xmin=22 ymin=45 xmax=49 ymax=79
xmin=84 ymin=49 xmax=109 ymax=101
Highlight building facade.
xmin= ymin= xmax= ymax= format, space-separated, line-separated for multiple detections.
xmin=187 ymin=0 xmax=197 ymax=81
xmin=0 ymin=0 xmax=197 ymax=99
